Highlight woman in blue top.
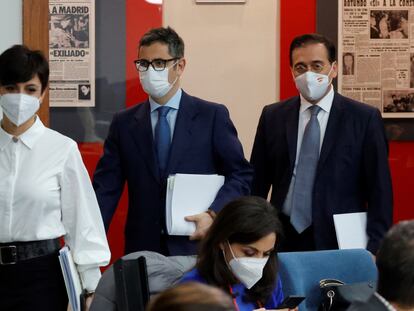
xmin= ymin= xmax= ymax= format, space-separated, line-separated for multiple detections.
xmin=180 ymin=196 xmax=293 ymax=311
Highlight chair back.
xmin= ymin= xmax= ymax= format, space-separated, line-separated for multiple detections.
xmin=278 ymin=249 xmax=378 ymax=311
xmin=90 ymin=251 xmax=196 ymax=311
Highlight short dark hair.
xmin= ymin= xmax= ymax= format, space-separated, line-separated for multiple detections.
xmin=289 ymin=33 xmax=336 ymax=66
xmin=139 ymin=26 xmax=184 ymax=58
xmin=196 ymin=196 xmax=283 ymax=305
xmin=146 ymin=282 xmax=235 ymax=311
xmin=0 ymin=45 xmax=49 ymax=93
xmin=377 ymin=221 xmax=414 ymax=308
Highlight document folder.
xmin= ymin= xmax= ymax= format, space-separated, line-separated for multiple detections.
xmin=114 ymin=256 xmax=149 ymax=311
xmin=166 ymin=174 xmax=225 ymax=236
xmin=59 ymin=246 xmax=83 ymax=311
xmin=333 ymin=212 xmax=368 ymax=249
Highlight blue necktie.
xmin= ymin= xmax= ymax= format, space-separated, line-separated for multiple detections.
xmin=155 ymin=106 xmax=172 ymax=177
xmin=290 ymin=105 xmax=322 ymax=233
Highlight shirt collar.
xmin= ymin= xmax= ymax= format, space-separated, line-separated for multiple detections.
xmin=0 ymin=116 xmax=45 ymax=150
xmin=19 ymin=116 xmax=45 ymax=149
xmin=149 ymin=88 xmax=182 ymax=112
xmin=0 ymin=122 xmax=12 ymax=150
xmin=299 ymin=85 xmax=334 ymax=114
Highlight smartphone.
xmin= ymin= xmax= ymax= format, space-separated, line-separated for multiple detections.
xmin=276 ymin=295 xmax=306 ymax=309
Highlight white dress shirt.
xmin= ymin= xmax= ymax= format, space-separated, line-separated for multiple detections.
xmin=0 ymin=116 xmax=110 ymax=290
xmin=282 ymin=86 xmax=334 ymax=216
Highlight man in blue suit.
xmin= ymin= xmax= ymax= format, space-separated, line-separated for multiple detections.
xmin=93 ymin=27 xmax=252 ymax=256
xmin=251 ymin=34 xmax=392 ymax=254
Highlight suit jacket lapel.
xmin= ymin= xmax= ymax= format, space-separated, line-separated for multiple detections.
xmin=285 ymin=97 xmax=301 ymax=169
xmin=129 ymin=101 xmax=160 ymax=183
xmin=317 ymin=92 xmax=345 ymax=173
xmin=166 ymin=91 xmax=199 ymax=174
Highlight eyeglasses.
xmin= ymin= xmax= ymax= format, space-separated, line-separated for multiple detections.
xmin=293 ymin=62 xmax=331 ymax=75
xmin=134 ymin=58 xmax=179 ymax=72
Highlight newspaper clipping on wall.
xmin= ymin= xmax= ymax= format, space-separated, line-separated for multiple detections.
xmin=48 ymin=0 xmax=95 ymax=107
xmin=338 ymin=0 xmax=414 ymax=118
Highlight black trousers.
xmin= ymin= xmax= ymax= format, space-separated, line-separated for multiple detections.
xmin=0 ymin=251 xmax=68 ymax=311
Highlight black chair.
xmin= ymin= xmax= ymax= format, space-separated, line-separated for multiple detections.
xmin=113 ymin=256 xmax=150 ymax=311
xmin=90 ymin=251 xmax=196 ymax=311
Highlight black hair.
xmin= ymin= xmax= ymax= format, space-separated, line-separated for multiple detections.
xmin=0 ymin=45 xmax=49 ymax=93
xmin=139 ymin=26 xmax=184 ymax=58
xmin=377 ymin=221 xmax=414 ymax=308
xmin=196 ymin=196 xmax=283 ymax=306
xmin=289 ymin=33 xmax=336 ymax=66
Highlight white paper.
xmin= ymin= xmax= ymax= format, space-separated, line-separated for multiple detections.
xmin=333 ymin=212 xmax=368 ymax=249
xmin=59 ymin=246 xmax=83 ymax=311
xmin=166 ymin=174 xmax=224 ymax=236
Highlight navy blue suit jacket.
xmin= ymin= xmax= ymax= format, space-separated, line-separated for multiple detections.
xmin=250 ymin=93 xmax=393 ymax=253
xmin=93 ymin=91 xmax=252 ymax=255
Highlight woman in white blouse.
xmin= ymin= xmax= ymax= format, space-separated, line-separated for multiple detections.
xmin=0 ymin=45 xmax=110 ymax=310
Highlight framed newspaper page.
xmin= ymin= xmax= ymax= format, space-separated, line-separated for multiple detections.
xmin=49 ymin=0 xmax=95 ymax=107
xmin=338 ymin=0 xmax=414 ymax=119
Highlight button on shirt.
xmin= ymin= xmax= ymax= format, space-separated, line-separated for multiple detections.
xmin=282 ymin=86 xmax=334 ymax=216
xmin=149 ymin=88 xmax=182 ymax=140
xmin=0 ymin=117 xmax=110 ymax=290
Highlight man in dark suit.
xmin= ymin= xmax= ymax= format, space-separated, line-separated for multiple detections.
xmin=250 ymin=34 xmax=392 ymax=254
xmin=370 ymin=14 xmax=380 ymax=39
xmin=347 ymin=221 xmax=414 ymax=311
xmin=93 ymin=27 xmax=252 ymax=256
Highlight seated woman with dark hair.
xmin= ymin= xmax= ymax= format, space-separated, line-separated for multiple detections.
xmin=180 ymin=196 xmax=293 ymax=311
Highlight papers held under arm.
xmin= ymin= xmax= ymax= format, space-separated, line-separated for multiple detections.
xmin=166 ymin=174 xmax=225 ymax=236
xmin=59 ymin=246 xmax=83 ymax=311
xmin=333 ymin=212 xmax=368 ymax=249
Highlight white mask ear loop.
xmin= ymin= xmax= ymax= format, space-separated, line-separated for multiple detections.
xmin=168 ymin=60 xmax=180 ymax=86
xmin=326 ymin=61 xmax=336 ymax=84
xmin=226 ymin=240 xmax=238 ymax=261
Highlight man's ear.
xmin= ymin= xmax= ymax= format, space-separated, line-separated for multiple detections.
xmin=176 ymin=58 xmax=186 ymax=76
xmin=331 ymin=61 xmax=338 ymax=79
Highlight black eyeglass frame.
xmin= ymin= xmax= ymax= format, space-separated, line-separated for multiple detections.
xmin=133 ymin=58 xmax=179 ymax=72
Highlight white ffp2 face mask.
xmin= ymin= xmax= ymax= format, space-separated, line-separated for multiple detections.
xmin=294 ymin=63 xmax=335 ymax=102
xmin=139 ymin=63 xmax=178 ymax=99
xmin=226 ymin=241 xmax=269 ymax=289
xmin=0 ymin=93 xmax=40 ymax=126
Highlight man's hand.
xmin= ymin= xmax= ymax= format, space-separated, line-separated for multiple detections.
xmin=185 ymin=212 xmax=214 ymax=240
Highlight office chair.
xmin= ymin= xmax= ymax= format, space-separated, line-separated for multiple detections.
xmin=278 ymin=249 xmax=378 ymax=311
xmin=90 ymin=251 xmax=196 ymax=311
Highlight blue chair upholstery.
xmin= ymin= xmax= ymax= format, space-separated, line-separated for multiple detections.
xmin=278 ymin=249 xmax=378 ymax=311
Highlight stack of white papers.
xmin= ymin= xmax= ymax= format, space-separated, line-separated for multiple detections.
xmin=166 ymin=174 xmax=225 ymax=236
xmin=59 ymin=246 xmax=83 ymax=311
xmin=333 ymin=212 xmax=368 ymax=249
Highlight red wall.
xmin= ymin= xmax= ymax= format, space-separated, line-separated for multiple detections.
xmin=80 ymin=0 xmax=413 ymax=265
